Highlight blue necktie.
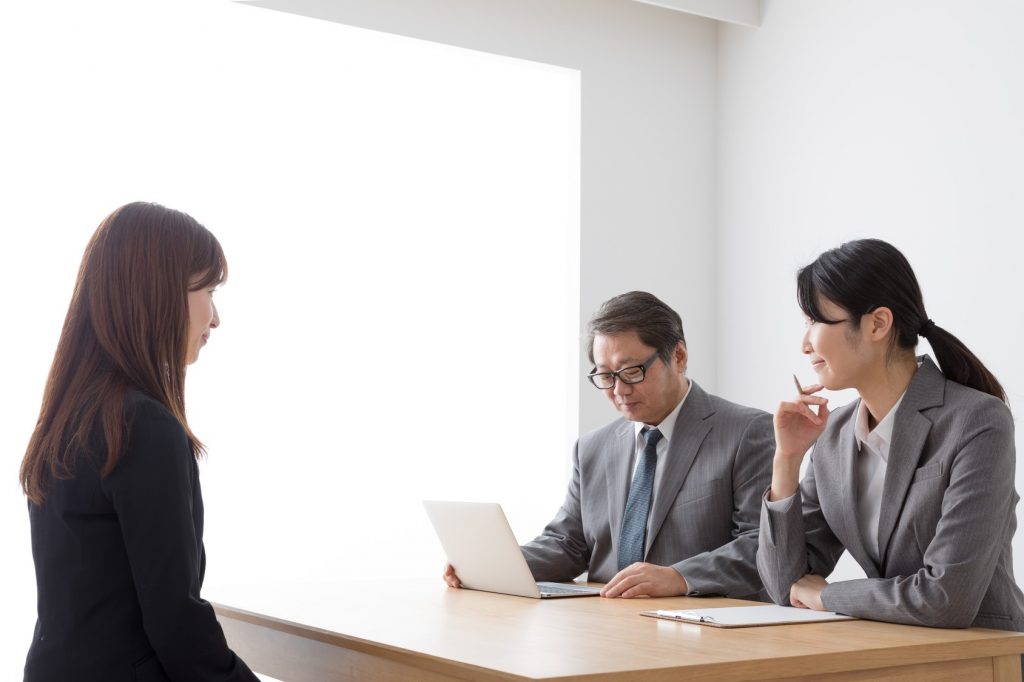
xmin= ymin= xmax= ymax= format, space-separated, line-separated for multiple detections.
xmin=618 ymin=427 xmax=663 ymax=570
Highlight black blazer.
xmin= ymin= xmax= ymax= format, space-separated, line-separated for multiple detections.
xmin=25 ymin=391 xmax=257 ymax=682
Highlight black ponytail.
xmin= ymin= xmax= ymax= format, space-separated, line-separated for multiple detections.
xmin=797 ymin=239 xmax=1006 ymax=402
xmin=919 ymin=322 xmax=1006 ymax=401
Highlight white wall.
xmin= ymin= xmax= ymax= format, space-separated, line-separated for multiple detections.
xmin=717 ymin=0 xmax=1024 ymax=580
xmin=245 ymin=0 xmax=720 ymax=435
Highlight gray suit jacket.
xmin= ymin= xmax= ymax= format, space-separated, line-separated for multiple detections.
xmin=521 ymin=381 xmax=774 ymax=599
xmin=758 ymin=356 xmax=1024 ymax=631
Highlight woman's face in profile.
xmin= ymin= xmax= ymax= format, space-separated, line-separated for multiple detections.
xmin=186 ymin=284 xmax=220 ymax=364
xmin=801 ymin=297 xmax=870 ymax=390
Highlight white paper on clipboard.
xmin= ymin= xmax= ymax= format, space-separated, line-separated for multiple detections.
xmin=640 ymin=605 xmax=855 ymax=628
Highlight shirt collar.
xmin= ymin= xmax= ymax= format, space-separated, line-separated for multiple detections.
xmin=854 ymin=391 xmax=906 ymax=460
xmin=633 ymin=379 xmax=691 ymax=445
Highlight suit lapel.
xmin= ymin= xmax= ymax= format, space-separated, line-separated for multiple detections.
xmin=606 ymin=421 xmax=638 ymax=545
xmin=645 ymin=382 xmax=713 ymax=554
xmin=876 ymin=357 xmax=945 ymax=565
xmin=832 ymin=406 xmax=879 ymax=576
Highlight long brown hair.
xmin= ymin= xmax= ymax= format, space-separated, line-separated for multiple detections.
xmin=20 ymin=202 xmax=227 ymax=504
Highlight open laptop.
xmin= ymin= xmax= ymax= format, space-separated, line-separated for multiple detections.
xmin=423 ymin=500 xmax=601 ymax=599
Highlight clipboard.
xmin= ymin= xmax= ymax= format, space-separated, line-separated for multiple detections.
xmin=640 ymin=604 xmax=856 ymax=628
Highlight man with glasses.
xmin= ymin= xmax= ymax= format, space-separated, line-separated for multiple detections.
xmin=445 ymin=291 xmax=773 ymax=598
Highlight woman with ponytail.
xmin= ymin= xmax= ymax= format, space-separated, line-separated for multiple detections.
xmin=757 ymin=238 xmax=1024 ymax=636
xmin=20 ymin=203 xmax=259 ymax=681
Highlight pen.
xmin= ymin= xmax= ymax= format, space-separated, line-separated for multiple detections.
xmin=793 ymin=374 xmax=810 ymax=396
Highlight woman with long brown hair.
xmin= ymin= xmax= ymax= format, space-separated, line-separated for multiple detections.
xmin=21 ymin=203 xmax=258 ymax=681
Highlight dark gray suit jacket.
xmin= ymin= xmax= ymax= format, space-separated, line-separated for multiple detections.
xmin=521 ymin=381 xmax=774 ymax=599
xmin=758 ymin=357 xmax=1024 ymax=631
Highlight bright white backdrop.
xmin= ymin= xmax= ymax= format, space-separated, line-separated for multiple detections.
xmin=0 ymin=1 xmax=580 ymax=676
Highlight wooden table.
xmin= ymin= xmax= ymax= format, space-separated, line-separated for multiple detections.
xmin=212 ymin=579 xmax=1024 ymax=681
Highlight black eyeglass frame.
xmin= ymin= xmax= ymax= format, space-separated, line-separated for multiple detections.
xmin=586 ymin=351 xmax=661 ymax=389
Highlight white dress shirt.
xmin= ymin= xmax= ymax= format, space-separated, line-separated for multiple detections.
xmin=765 ymin=380 xmax=913 ymax=561
xmin=630 ymin=380 xmax=692 ymax=534
xmin=854 ymin=391 xmax=905 ymax=564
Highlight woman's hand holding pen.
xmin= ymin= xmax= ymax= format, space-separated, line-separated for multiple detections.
xmin=769 ymin=375 xmax=831 ymax=501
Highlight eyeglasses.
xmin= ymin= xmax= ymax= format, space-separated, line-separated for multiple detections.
xmin=587 ymin=351 xmax=661 ymax=390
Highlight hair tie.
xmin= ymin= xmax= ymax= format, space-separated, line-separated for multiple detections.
xmin=919 ymin=318 xmax=936 ymax=336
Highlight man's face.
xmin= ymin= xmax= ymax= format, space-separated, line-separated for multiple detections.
xmin=591 ymin=331 xmax=687 ymax=426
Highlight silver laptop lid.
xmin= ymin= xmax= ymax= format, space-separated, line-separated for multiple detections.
xmin=423 ymin=500 xmax=542 ymax=598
